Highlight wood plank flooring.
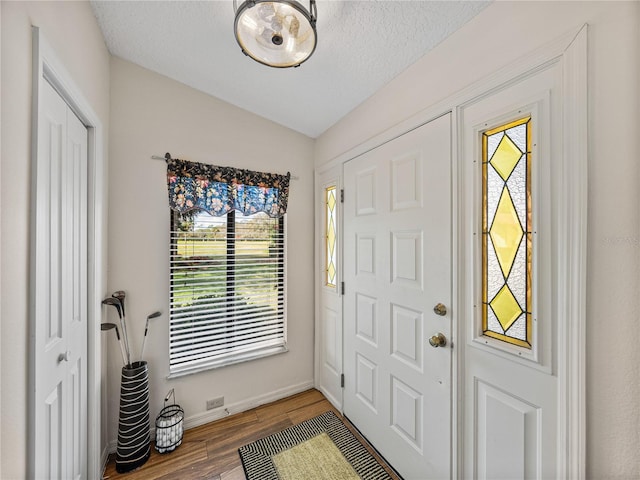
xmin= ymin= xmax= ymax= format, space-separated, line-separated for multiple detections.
xmin=102 ymin=389 xmax=400 ymax=480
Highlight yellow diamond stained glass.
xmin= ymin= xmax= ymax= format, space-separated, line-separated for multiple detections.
xmin=482 ymin=116 xmax=532 ymax=349
xmin=326 ymin=186 xmax=337 ymax=288
xmin=490 ymin=189 xmax=524 ymax=278
xmin=490 ymin=133 xmax=522 ymax=181
xmin=490 ymin=284 xmax=523 ymax=332
xmin=327 ymin=187 xmax=336 ymax=211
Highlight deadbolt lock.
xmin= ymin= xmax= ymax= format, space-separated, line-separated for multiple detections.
xmin=433 ymin=303 xmax=447 ymax=316
xmin=429 ymin=333 xmax=447 ymax=348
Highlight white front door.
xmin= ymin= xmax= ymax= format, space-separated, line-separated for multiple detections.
xmin=32 ymin=79 xmax=88 ymax=479
xmin=343 ymin=113 xmax=452 ymax=479
xmin=316 ymin=166 xmax=343 ymax=409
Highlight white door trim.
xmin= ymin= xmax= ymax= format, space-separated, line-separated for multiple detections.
xmin=314 ymin=24 xmax=587 ymax=479
xmin=556 ymin=25 xmax=588 ymax=480
xmin=30 ymin=27 xmax=106 ymax=479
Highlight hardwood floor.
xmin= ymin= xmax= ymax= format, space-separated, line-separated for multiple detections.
xmin=102 ymin=389 xmax=400 ymax=480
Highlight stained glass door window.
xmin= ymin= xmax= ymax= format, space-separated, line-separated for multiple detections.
xmin=482 ymin=117 xmax=532 ymax=349
xmin=325 ymin=186 xmax=337 ymax=287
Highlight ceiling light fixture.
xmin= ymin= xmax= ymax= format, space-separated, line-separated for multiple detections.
xmin=233 ymin=0 xmax=317 ymax=68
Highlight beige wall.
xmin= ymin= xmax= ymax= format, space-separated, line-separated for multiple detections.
xmin=316 ymin=1 xmax=640 ymax=478
xmin=0 ymin=1 xmax=111 ymax=478
xmin=107 ymin=57 xmax=315 ymax=444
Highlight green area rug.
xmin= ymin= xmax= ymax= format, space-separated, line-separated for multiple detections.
xmin=239 ymin=411 xmax=392 ymax=480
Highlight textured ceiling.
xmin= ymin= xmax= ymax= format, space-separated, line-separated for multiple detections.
xmin=91 ymin=1 xmax=489 ymax=138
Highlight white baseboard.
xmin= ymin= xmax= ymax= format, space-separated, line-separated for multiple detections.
xmin=107 ymin=439 xmax=117 ymax=455
xmin=107 ymin=380 xmax=315 ymax=453
xmin=316 ymin=385 xmax=342 ymax=412
xmin=101 ymin=444 xmax=110 ymax=475
xmin=183 ymin=380 xmax=315 ymax=430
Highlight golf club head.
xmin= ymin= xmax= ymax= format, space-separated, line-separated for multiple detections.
xmin=139 ymin=311 xmax=162 ymax=363
xmin=112 ymin=290 xmax=126 ymax=316
xmin=143 ymin=311 xmax=162 ymax=335
xmin=101 ymin=322 xmax=121 ymax=340
xmin=102 ymin=297 xmax=123 ymax=319
xmin=102 ymin=322 xmax=127 ymax=366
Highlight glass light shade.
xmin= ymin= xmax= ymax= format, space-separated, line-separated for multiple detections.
xmin=234 ymin=0 xmax=317 ymax=68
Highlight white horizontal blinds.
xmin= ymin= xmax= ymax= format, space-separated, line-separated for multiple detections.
xmin=169 ymin=210 xmax=285 ymax=372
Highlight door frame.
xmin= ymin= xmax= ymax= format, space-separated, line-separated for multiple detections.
xmin=30 ymin=27 xmax=106 ymax=479
xmin=314 ymin=25 xmax=587 ymax=478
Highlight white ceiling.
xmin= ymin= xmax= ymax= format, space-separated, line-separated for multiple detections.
xmin=91 ymin=1 xmax=489 ymax=138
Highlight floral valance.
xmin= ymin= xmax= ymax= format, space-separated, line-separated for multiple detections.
xmin=167 ymin=158 xmax=290 ymax=218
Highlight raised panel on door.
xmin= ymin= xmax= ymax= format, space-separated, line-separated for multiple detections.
xmin=343 ymin=113 xmax=452 ymax=479
xmin=475 ymin=379 xmax=541 ymax=480
xmin=390 ymin=375 xmax=423 ymax=452
xmin=45 ymin=384 xmax=63 ymax=480
xmin=355 ymin=167 xmax=377 ymax=216
xmin=355 ymin=293 xmax=378 ymax=346
xmin=69 ymin=357 xmax=84 ymax=480
xmin=356 ymin=234 xmax=375 ymax=276
xmin=391 ymin=303 xmax=423 ymax=371
xmin=322 ymin=307 xmax=339 ymax=374
xmin=355 ymin=353 xmax=378 ymax=412
xmin=391 ymin=152 xmax=422 ymax=211
xmin=391 ymin=230 xmax=422 ymax=287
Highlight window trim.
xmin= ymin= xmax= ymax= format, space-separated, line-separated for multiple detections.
xmin=481 ymin=115 xmax=533 ymax=350
xmin=470 ymin=98 xmax=551 ymax=371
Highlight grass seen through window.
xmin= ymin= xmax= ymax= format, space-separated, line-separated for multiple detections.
xmin=169 ymin=210 xmax=285 ymax=372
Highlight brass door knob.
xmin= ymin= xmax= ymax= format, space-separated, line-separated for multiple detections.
xmin=433 ymin=303 xmax=447 ymax=316
xmin=429 ymin=333 xmax=447 ymax=348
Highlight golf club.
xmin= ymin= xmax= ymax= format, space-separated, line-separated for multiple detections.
xmin=103 ymin=295 xmax=131 ymax=367
xmin=139 ymin=311 xmax=162 ymax=362
xmin=102 ymin=297 xmax=122 ymax=319
xmin=111 ymin=290 xmax=132 ymax=367
xmin=112 ymin=290 xmax=126 ymax=316
xmin=101 ymin=323 xmax=127 ymax=366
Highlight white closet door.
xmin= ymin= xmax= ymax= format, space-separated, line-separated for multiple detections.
xmin=33 ymin=79 xmax=88 ymax=479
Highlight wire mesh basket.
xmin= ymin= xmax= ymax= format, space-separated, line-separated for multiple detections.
xmin=155 ymin=388 xmax=184 ymax=453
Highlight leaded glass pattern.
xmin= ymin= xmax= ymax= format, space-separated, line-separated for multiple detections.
xmin=482 ymin=117 xmax=532 ymax=349
xmin=326 ymin=186 xmax=337 ymax=287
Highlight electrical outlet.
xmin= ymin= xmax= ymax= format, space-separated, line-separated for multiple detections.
xmin=206 ymin=396 xmax=224 ymax=410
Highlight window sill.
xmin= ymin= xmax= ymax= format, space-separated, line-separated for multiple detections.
xmin=167 ymin=344 xmax=288 ymax=379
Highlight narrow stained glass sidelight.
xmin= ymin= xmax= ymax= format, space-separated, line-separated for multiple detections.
xmin=326 ymin=186 xmax=337 ymax=288
xmin=482 ymin=117 xmax=532 ymax=349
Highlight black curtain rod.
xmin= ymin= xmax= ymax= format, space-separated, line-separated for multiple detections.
xmin=151 ymin=152 xmax=299 ymax=180
xmin=151 ymin=152 xmax=173 ymax=161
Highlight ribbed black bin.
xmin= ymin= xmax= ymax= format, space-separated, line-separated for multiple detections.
xmin=116 ymin=361 xmax=151 ymax=473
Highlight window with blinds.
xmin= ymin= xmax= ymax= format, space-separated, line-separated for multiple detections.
xmin=169 ymin=209 xmax=286 ymax=375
